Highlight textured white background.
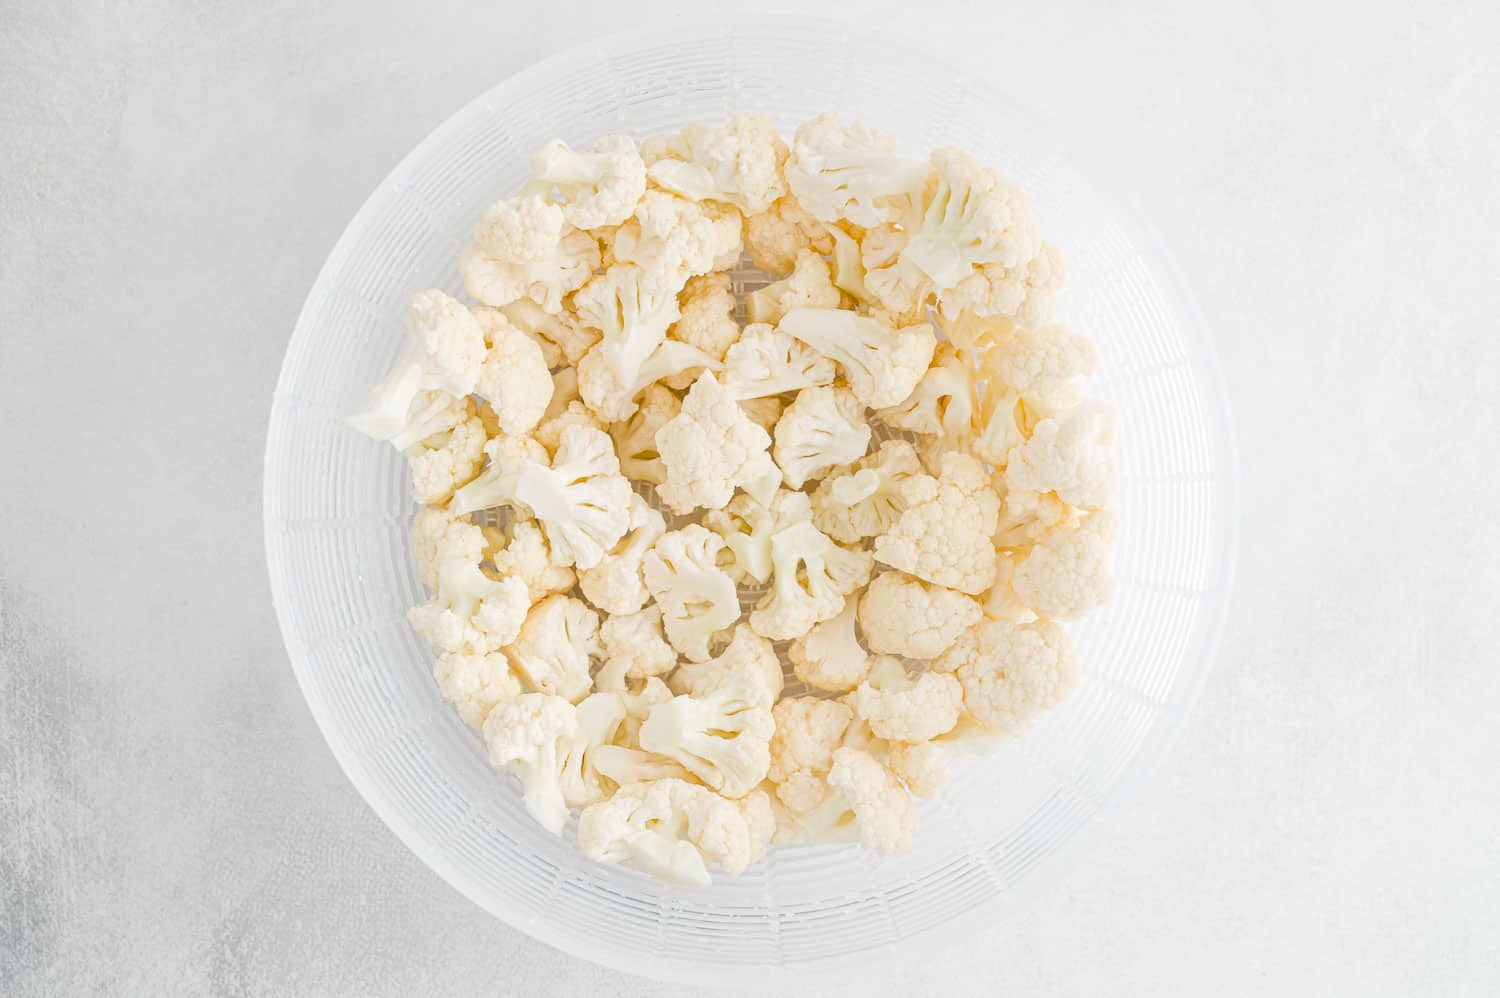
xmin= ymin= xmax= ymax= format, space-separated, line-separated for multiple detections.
xmin=3 ymin=0 xmax=1498 ymax=994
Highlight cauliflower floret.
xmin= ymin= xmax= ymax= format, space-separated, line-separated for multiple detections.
xmin=411 ymin=505 xmax=486 ymax=591
xmin=524 ymin=135 xmax=647 ymax=230
xmin=778 ymin=307 xmax=936 ymax=409
xmin=877 ymin=343 xmax=978 ymax=441
xmin=656 ymin=373 xmax=780 ymax=514
xmin=980 ymin=546 xmax=1039 ymax=622
xmin=483 ymin=693 xmax=578 ymax=834
xmin=594 ymin=604 xmax=679 ymax=692
xmin=887 ymin=740 xmax=949 ymax=798
xmin=407 ymin=557 xmax=531 ymax=654
xmin=934 ymin=618 xmax=1077 ymax=732
xmin=608 ymin=383 xmax=680 ymax=485
xmin=720 ymin=323 xmax=836 ymax=401
xmin=470 ymin=307 xmax=553 ymax=436
xmin=784 ymin=114 xmax=929 ymax=227
xmin=809 ymin=439 xmax=923 ymax=545
xmin=557 ymin=692 xmax=647 ymax=808
xmin=347 ymin=290 xmax=486 ymax=441
xmin=578 ymin=778 xmax=772 ymax=885
xmin=800 ymin=747 xmax=919 ymax=854
xmin=1003 ymin=404 xmax=1115 ymax=511
xmin=858 ymin=570 xmax=981 ymax=660
xmin=432 ymin=650 xmax=521 ymax=730
xmin=847 ymin=656 xmax=964 ymax=743
xmin=873 ymin=452 xmax=1001 ymax=595
xmin=639 ymin=671 xmax=775 ymax=798
xmin=743 ymin=193 xmax=835 ymax=274
xmin=612 ymin=190 xmax=743 ymax=289
xmin=787 ymin=596 xmax=870 ymax=693
xmin=578 ymin=494 xmax=666 ymax=615
xmin=971 ymin=381 xmax=1047 ymax=468
xmin=938 ymin=241 xmax=1064 ymax=326
xmin=488 ymin=518 xmax=577 ymax=602
xmin=1009 ymin=511 xmax=1116 ymax=620
xmin=703 ymin=488 xmax=813 ymax=585
xmin=750 ymin=520 xmax=873 ymax=642
xmin=501 ymin=298 xmax=600 ymax=367
xmin=506 ymin=594 xmax=601 ymax=703
xmin=669 ymin=272 xmax=741 ymax=364
xmin=646 ymin=114 xmax=787 ymax=214
xmin=460 ymin=196 xmax=600 ymax=312
xmin=773 ymin=386 xmax=871 ymax=489
xmin=860 ymin=224 xmax=933 ymax=322
xmin=669 ymin=623 xmax=783 ymax=702
xmin=403 ymin=397 xmax=488 ymax=504
xmin=746 ymin=250 xmax=844 ymax=326
xmin=972 ymin=319 xmax=1095 ymax=403
xmin=768 ymin=697 xmax=853 ymax=785
xmin=642 ymin=524 xmax=742 ymax=662
xmin=533 ymin=399 xmax=601 ymax=456
xmin=899 ymin=148 xmax=1041 ymax=294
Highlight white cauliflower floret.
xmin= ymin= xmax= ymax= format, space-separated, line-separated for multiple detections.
xmin=900 ymin=148 xmax=1041 ymax=294
xmin=656 ymin=372 xmax=780 ymax=514
xmin=524 ymin=135 xmax=646 ymax=230
xmin=938 ymin=241 xmax=1064 ymax=326
xmin=847 ymin=656 xmax=964 ymax=743
xmin=470 ymin=307 xmax=553 ymax=436
xmin=750 ymin=520 xmax=873 ymax=642
xmin=980 ymin=548 xmax=1036 ymax=621
xmin=612 ymin=191 xmax=743 ymax=289
xmin=406 ymin=557 xmax=531 ymax=654
xmin=1009 ymin=511 xmax=1116 ymax=620
xmin=800 ymin=747 xmax=919 ymax=854
xmin=703 ymin=488 xmax=813 ymax=585
xmin=778 ymin=307 xmax=936 ymax=409
xmin=772 ymin=386 xmax=871 ymax=489
xmin=809 ymin=439 xmax=923 ymax=544
xmin=639 ymin=672 xmax=774 ymax=798
xmin=594 ymin=605 xmax=679 ymax=692
xmin=743 ymin=193 xmax=835 ymax=274
xmin=501 ymin=298 xmax=599 ymax=367
xmin=768 ymin=697 xmax=853 ymax=785
xmin=974 ymin=319 xmax=1095 ymax=403
xmin=874 ymin=452 xmax=1002 ymax=595
xmin=642 ymin=524 xmax=742 ymax=662
xmin=784 ymin=114 xmax=929 ymax=227
xmin=403 ymin=396 xmax=488 ymax=505
xmin=432 ymin=651 xmax=521 ymax=730
xmin=1003 ymin=404 xmax=1115 ymax=511
xmin=746 ymin=250 xmax=844 ymax=325
xmin=877 ymin=342 xmax=978 ymax=441
xmin=488 ymin=518 xmax=576 ymax=602
xmin=858 ymin=570 xmax=981 ymax=660
xmin=533 ymin=399 xmax=601 ymax=456
xmin=557 ymin=692 xmax=636 ymax=808
xmin=411 ymin=505 xmax=486 ymax=591
xmin=887 ymin=740 xmax=949 ymax=798
xmin=669 ymin=623 xmax=783 ymax=702
xmin=578 ymin=494 xmax=666 ymax=615
xmin=860 ymin=224 xmax=933 ymax=322
xmin=720 ymin=323 xmax=836 ymax=401
xmin=934 ymin=618 xmax=1077 ymax=732
xmin=787 ymin=596 xmax=870 ymax=693
xmin=347 ymin=290 xmax=486 ymax=441
xmin=578 ymin=778 xmax=772 ymax=885
xmin=460 ymin=196 xmax=600 ymax=312
xmin=669 ymin=272 xmax=741 ymax=363
xmin=506 ymin=594 xmax=601 ymax=703
xmin=971 ymin=381 xmax=1045 ymax=468
xmin=646 ymin=114 xmax=787 ymax=214
xmin=483 ymin=693 xmax=578 ymax=834
xmin=609 ymin=383 xmax=680 ymax=485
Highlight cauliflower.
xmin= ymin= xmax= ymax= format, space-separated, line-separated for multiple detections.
xmin=411 ymin=505 xmax=486 ymax=591
xmin=612 ymin=190 xmax=743 ymax=288
xmin=860 ymin=224 xmax=933 ymax=322
xmin=772 ymin=386 xmax=871 ymax=489
xmin=720 ymin=323 xmax=836 ymax=401
xmin=809 ymin=439 xmax=923 ymax=545
xmin=783 ymin=114 xmax=929 ymax=227
xmin=703 ymin=488 xmax=813 ymax=585
xmin=1003 ymin=404 xmax=1115 ymax=511
xmin=799 ymin=747 xmax=919 ymax=854
xmin=887 ymin=740 xmax=949 ymax=798
xmin=847 ymin=656 xmax=964 ymax=743
xmin=642 ymin=524 xmax=742 ymax=662
xmin=347 ymin=290 xmax=486 ymax=441
xmin=402 ymin=396 xmax=488 ymax=505
xmin=534 ymin=399 xmax=601 ymax=456
xmin=777 ymin=307 xmax=936 ymax=409
xmin=935 ymin=618 xmax=1077 ymax=732
xmin=971 ymin=382 xmax=1044 ymax=468
xmin=669 ymin=623 xmax=783 ymax=702
xmin=646 ymin=114 xmax=787 ymax=214
xmin=501 ymin=297 xmax=599 ymax=367
xmin=524 ymin=135 xmax=647 ymax=230
xmin=873 ymin=452 xmax=1001 ymax=595
xmin=738 ymin=395 xmax=783 ymax=431
xmin=877 ymin=342 xmax=978 ymax=441
xmin=608 ymin=383 xmax=680 ymax=485
xmin=750 ymin=520 xmax=873 ymax=642
xmin=858 ymin=570 xmax=980 ymax=660
xmin=557 ymin=692 xmax=636 ymax=808
xmin=507 ymin=594 xmax=601 ymax=703
xmin=980 ymin=547 xmax=1036 ymax=621
xmin=594 ymin=604 xmax=679 ymax=692
xmin=746 ymin=250 xmax=844 ymax=325
xmin=578 ymin=493 xmax=666 ymax=615
xmin=578 ymin=778 xmax=772 ymax=885
xmin=407 ymin=557 xmax=532 ymax=654
xmin=974 ymin=319 xmax=1095 ymax=403
xmin=488 ymin=518 xmax=576 ymax=602
xmin=768 ymin=697 xmax=853 ymax=785
xmin=639 ymin=671 xmax=775 ymax=798
xmin=899 ymin=148 xmax=1040 ymax=294
xmin=787 ymin=596 xmax=870 ymax=693
xmin=470 ymin=307 xmax=553 ymax=436
xmin=743 ymin=193 xmax=834 ymax=274
xmin=669 ymin=272 xmax=741 ymax=363
xmin=938 ymin=241 xmax=1064 ymax=326
xmin=826 ymin=222 xmax=869 ymax=302
xmin=432 ymin=650 xmax=521 ymax=730
xmin=483 ymin=693 xmax=578 ymax=834
xmin=1009 ymin=511 xmax=1116 ymax=620
xmin=460 ymin=196 xmax=600 ymax=312
xmin=656 ymin=373 xmax=780 ymax=514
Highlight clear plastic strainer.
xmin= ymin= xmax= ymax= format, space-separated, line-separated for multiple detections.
xmin=263 ymin=17 xmax=1237 ymax=987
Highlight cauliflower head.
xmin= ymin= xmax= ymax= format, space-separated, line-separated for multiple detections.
xmin=877 ymin=342 xmax=978 ymax=441
xmin=937 ymin=241 xmax=1064 ymax=326
xmin=411 ymin=505 xmax=486 ymax=591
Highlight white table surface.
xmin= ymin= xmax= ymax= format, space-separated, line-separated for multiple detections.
xmin=4 ymin=1 xmax=1497 ymax=994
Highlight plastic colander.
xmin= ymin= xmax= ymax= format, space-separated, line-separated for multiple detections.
xmin=263 ymin=16 xmax=1237 ymax=987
